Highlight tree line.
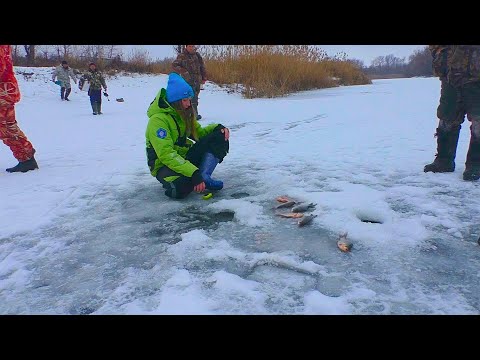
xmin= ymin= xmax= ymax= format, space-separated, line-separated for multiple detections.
xmin=12 ymin=45 xmax=433 ymax=80
xmin=351 ymin=46 xmax=433 ymax=78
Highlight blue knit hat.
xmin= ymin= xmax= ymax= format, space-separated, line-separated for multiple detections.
xmin=166 ymin=73 xmax=194 ymax=103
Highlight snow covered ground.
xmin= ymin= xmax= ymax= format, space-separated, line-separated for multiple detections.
xmin=1 ymin=67 xmax=479 ymax=314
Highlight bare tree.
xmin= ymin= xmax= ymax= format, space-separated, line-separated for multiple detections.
xmin=24 ymin=45 xmax=36 ymax=65
xmin=104 ymin=45 xmax=122 ymax=59
xmin=37 ymin=45 xmax=51 ymax=60
xmin=174 ymin=45 xmax=185 ymax=54
xmin=406 ymin=46 xmax=432 ymax=77
xmin=348 ymin=58 xmax=365 ymax=69
xmin=76 ymin=45 xmax=98 ymax=62
xmin=62 ymin=45 xmax=74 ymax=59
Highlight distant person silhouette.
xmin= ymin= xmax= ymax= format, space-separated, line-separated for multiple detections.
xmin=80 ymin=62 xmax=107 ymax=115
xmin=52 ymin=60 xmax=77 ymax=101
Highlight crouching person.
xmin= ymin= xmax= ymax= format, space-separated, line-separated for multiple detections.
xmin=145 ymin=73 xmax=230 ymax=199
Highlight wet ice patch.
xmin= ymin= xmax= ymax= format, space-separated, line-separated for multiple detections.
xmin=96 ymin=266 xmax=215 ymax=314
xmin=399 ymin=283 xmax=477 ymax=315
xmin=154 ymin=269 xmax=214 ymax=314
xmin=207 ymin=199 xmax=270 ymax=227
xmin=206 ymin=270 xmax=267 ymax=314
xmin=205 ymin=239 xmax=247 ymax=262
xmin=167 ymin=229 xmax=212 ymax=261
xmin=304 ymin=290 xmax=351 ymax=314
xmin=209 ymin=270 xmax=262 ymax=295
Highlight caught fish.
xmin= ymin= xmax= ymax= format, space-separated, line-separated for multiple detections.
xmin=275 ymin=201 xmax=296 ymax=209
xmin=298 ymin=214 xmax=317 ymax=227
xmin=292 ymin=202 xmax=316 ymax=213
xmin=276 ymin=212 xmax=304 ymax=219
xmin=276 ymin=196 xmax=292 ymax=203
xmin=337 ymin=232 xmax=353 ymax=252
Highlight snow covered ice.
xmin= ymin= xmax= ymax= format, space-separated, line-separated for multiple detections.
xmin=1 ymin=67 xmax=479 ymax=314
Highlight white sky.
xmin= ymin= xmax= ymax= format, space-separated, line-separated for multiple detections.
xmin=123 ymin=45 xmax=425 ymax=65
xmin=1 ymin=67 xmax=478 ymax=314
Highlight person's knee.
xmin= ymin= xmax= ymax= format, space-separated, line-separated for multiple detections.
xmin=164 ymin=188 xmax=190 ymax=199
xmin=470 ymin=118 xmax=480 ymax=139
xmin=160 ymin=178 xmax=192 ymax=199
xmin=438 ymin=119 xmax=461 ymax=132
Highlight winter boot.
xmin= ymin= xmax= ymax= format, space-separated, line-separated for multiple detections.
xmin=91 ymin=101 xmax=97 ymax=115
xmin=424 ymin=127 xmax=460 ymax=173
xmin=463 ymin=136 xmax=480 ymax=181
xmin=6 ymin=154 xmax=39 ymax=173
xmin=97 ymin=102 xmax=102 ymax=115
xmin=199 ymin=152 xmax=223 ymax=190
xmin=64 ymin=88 xmax=71 ymax=101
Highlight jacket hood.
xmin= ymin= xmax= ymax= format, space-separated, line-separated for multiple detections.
xmin=147 ymin=88 xmax=176 ymax=118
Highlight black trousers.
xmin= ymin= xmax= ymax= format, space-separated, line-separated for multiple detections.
xmin=60 ymin=87 xmax=71 ymax=99
xmin=156 ymin=126 xmax=229 ymax=199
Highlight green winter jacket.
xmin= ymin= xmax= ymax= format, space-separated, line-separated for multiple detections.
xmin=145 ymin=88 xmax=219 ymax=179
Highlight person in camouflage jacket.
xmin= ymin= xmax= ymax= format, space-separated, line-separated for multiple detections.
xmin=52 ymin=60 xmax=77 ymax=101
xmin=172 ymin=45 xmax=207 ymax=119
xmin=0 ymin=45 xmax=38 ymax=173
xmin=81 ymin=62 xmax=107 ymax=115
xmin=425 ymin=45 xmax=480 ymax=181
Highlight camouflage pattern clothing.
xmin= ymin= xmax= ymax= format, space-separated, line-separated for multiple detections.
xmin=82 ymin=68 xmax=107 ymax=114
xmin=426 ymin=45 xmax=480 ymax=180
xmin=172 ymin=49 xmax=207 ymax=112
xmin=430 ymin=45 xmax=480 ymax=87
xmin=430 ymin=45 xmax=480 ymax=134
xmin=82 ymin=68 xmax=107 ymax=91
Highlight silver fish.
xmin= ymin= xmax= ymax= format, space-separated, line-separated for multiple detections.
xmin=337 ymin=232 xmax=353 ymax=252
xmin=298 ymin=214 xmax=317 ymax=226
xmin=292 ymin=202 xmax=316 ymax=213
xmin=276 ymin=201 xmax=296 ymax=209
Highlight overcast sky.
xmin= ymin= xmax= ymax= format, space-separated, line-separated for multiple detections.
xmin=123 ymin=45 xmax=425 ymax=65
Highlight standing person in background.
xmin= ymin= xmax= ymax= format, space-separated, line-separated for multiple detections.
xmin=424 ymin=45 xmax=480 ymax=181
xmin=81 ymin=62 xmax=107 ymax=115
xmin=0 ymin=45 xmax=38 ymax=173
xmin=172 ymin=45 xmax=207 ymax=120
xmin=52 ymin=60 xmax=77 ymax=101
